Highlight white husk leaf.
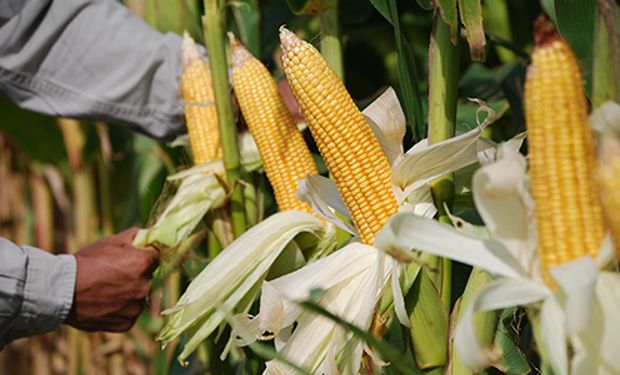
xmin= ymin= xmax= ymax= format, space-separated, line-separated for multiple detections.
xmin=362 ymin=87 xmax=406 ymax=165
xmin=472 ymin=143 xmax=537 ymax=275
xmin=157 ymin=211 xmax=327 ymax=364
xmin=590 ymin=100 xmax=620 ymax=133
xmin=248 ymin=245 xmax=391 ymax=374
xmin=393 ymin=125 xmax=494 ymax=198
xmin=391 ymin=262 xmax=410 ymax=327
xmin=541 ymin=295 xmax=568 ymax=375
xmin=399 ymin=185 xmax=437 ymax=218
xmin=549 ymin=257 xmax=598 ymax=335
xmin=596 ymin=234 xmax=616 ymax=268
xmin=593 ymin=272 xmax=620 ymax=373
xmin=133 ymin=172 xmax=226 ymax=247
xmin=297 ymin=175 xmax=358 ymax=236
xmin=375 ymin=212 xmax=527 ymax=278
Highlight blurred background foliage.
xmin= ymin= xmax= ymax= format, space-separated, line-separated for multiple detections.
xmin=0 ymin=0 xmax=617 ymax=373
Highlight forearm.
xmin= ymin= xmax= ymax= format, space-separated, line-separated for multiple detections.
xmin=0 ymin=0 xmax=185 ymax=140
xmin=0 ymin=238 xmax=76 ymax=348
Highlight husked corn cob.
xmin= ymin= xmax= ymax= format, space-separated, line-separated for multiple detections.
xmin=181 ymin=33 xmax=222 ymax=164
xmin=230 ymin=39 xmax=318 ymax=214
xmin=279 ymin=27 xmax=398 ymax=245
xmin=524 ymin=17 xmax=605 ymax=284
xmin=596 ymin=136 xmax=620 ymax=261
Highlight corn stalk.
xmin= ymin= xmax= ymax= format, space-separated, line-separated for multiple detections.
xmin=202 ymin=0 xmax=246 ymax=237
xmin=406 ymin=12 xmax=459 ymax=373
xmin=320 ymin=0 xmax=344 ymax=79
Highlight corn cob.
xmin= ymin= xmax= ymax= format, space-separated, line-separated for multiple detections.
xmin=596 ymin=135 xmax=620 ymax=261
xmin=279 ymin=27 xmax=398 ymax=245
xmin=524 ymin=17 xmax=605 ymax=284
xmin=230 ymin=39 xmax=318 ymax=214
xmin=181 ymin=33 xmax=222 ymax=164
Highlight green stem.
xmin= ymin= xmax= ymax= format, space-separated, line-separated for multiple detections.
xmin=428 ymin=13 xmax=458 ymax=311
xmin=403 ymin=14 xmax=460 ymax=372
xmin=202 ymin=0 xmax=246 ymax=237
xmin=207 ymin=228 xmax=222 ymax=259
xmin=320 ymin=0 xmax=344 ymax=79
xmin=242 ymin=171 xmax=258 ymax=227
xmin=440 ymin=257 xmax=452 ymax=309
xmin=428 ymin=14 xmax=458 ymax=145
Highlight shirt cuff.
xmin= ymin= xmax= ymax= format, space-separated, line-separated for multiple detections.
xmin=16 ymin=247 xmax=76 ymax=336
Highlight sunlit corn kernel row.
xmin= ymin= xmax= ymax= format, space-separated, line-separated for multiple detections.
xmin=279 ymin=27 xmax=399 ymax=245
xmin=181 ymin=33 xmax=222 ymax=164
xmin=524 ymin=18 xmax=605 ymax=285
xmin=231 ymin=39 xmax=318 ymax=215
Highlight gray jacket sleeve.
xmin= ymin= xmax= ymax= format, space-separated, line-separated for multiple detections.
xmin=0 ymin=238 xmax=76 ymax=348
xmin=0 ymin=0 xmax=186 ymax=140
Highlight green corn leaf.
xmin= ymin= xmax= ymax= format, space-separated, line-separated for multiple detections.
xmin=285 ymin=0 xmax=331 ymax=15
xmin=458 ymin=0 xmax=486 ymax=61
xmin=449 ymin=268 xmax=499 ymax=375
xmin=0 ymin=98 xmax=67 ymax=164
xmin=436 ymin=0 xmax=458 ymax=42
xmin=133 ymin=136 xmax=168 ymax=221
xmin=369 ymin=0 xmax=390 ymax=23
xmin=494 ymin=308 xmax=531 ymax=375
xmin=406 ymin=268 xmax=449 ymax=369
xmin=231 ymin=0 xmax=261 ymax=56
xmin=370 ymin=0 xmax=427 ymax=141
xmin=144 ymin=0 xmax=202 ymax=38
xmin=417 ymin=0 xmax=434 ymax=11
xmin=379 ymin=262 xmax=422 ymax=318
xmin=592 ymin=0 xmax=619 ymax=108
xmin=540 ymin=0 xmax=557 ymax=23
xmin=483 ymin=0 xmax=516 ymax=63
xmin=554 ymin=0 xmax=596 ymax=93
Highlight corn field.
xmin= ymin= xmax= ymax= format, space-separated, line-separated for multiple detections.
xmin=1 ymin=0 xmax=619 ymax=374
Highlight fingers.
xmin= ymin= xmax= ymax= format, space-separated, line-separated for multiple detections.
xmin=132 ymin=245 xmax=159 ymax=277
xmin=109 ymin=226 xmax=141 ymax=245
xmin=68 ymin=299 xmax=147 ymax=333
xmin=107 ymin=300 xmax=145 ymax=332
xmin=144 ymin=250 xmax=160 ymax=276
xmin=113 ymin=228 xmax=161 ymax=272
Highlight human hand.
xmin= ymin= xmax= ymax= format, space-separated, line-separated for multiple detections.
xmin=64 ymin=228 xmax=159 ymax=332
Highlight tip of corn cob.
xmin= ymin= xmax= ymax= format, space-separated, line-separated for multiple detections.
xmin=279 ymin=26 xmax=303 ymax=53
xmin=230 ymin=37 xmax=253 ymax=68
xmin=533 ymin=15 xmax=560 ymax=47
xmin=181 ymin=31 xmax=202 ymax=69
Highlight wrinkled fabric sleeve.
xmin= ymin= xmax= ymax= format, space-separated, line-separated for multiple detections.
xmin=0 ymin=238 xmax=76 ymax=348
xmin=0 ymin=0 xmax=185 ymax=140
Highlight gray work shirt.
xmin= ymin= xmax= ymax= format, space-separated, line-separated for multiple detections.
xmin=0 ymin=0 xmax=187 ymax=346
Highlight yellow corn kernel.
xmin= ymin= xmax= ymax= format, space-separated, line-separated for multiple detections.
xmin=279 ymin=27 xmax=398 ymax=245
xmin=230 ymin=39 xmax=318 ymax=214
xmin=524 ymin=17 xmax=605 ymax=284
xmin=596 ymin=135 xmax=620 ymax=261
xmin=181 ymin=33 xmax=221 ymax=164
